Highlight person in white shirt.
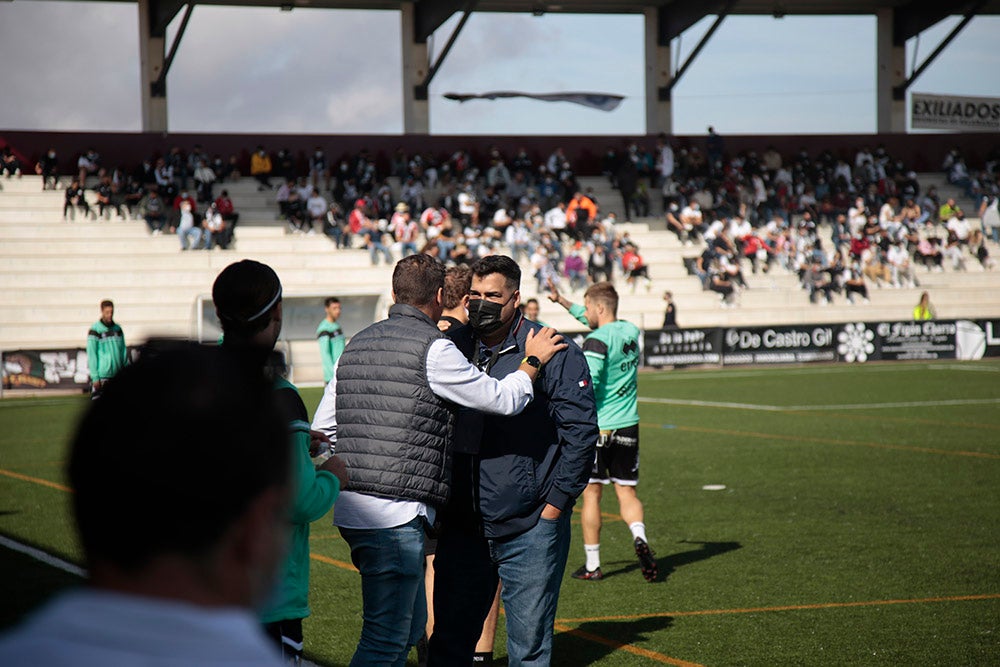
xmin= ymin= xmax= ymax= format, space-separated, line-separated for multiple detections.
xmin=680 ymin=201 xmax=703 ymax=236
xmin=305 ymin=189 xmax=328 ymax=235
xmin=177 ymin=199 xmax=204 ymax=250
xmin=886 ymin=242 xmax=917 ymax=288
xmin=655 ymin=133 xmax=674 ymax=187
xmin=544 ymin=201 xmax=569 ymax=242
xmin=946 ymin=213 xmax=971 ymax=243
xmin=848 ymin=197 xmax=868 ymax=236
xmin=0 ymin=345 xmax=294 ymax=667
xmin=312 ymin=255 xmax=566 ymax=667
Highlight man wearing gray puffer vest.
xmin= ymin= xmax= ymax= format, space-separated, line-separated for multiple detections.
xmin=311 ymin=253 xmax=567 ymax=667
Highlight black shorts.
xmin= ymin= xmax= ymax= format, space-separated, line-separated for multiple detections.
xmin=589 ymin=424 xmax=640 ymax=486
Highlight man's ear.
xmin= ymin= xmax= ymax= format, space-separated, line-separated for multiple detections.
xmin=391 ymin=289 xmax=398 ymax=304
xmin=436 ymin=287 xmax=444 ymax=307
xmin=461 ymin=294 xmax=470 ymax=308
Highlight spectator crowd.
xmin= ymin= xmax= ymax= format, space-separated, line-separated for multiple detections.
xmin=3 ymin=139 xmax=997 ymax=298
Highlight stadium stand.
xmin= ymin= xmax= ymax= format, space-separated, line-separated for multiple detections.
xmin=1 ymin=142 xmax=997 ymax=385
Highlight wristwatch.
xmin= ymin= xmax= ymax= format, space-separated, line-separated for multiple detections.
xmin=522 ymin=355 xmax=542 ymax=369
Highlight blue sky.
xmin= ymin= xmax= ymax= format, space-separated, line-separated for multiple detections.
xmin=0 ymin=2 xmax=997 ymax=135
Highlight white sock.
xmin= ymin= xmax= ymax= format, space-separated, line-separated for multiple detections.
xmin=629 ymin=522 xmax=648 ymax=544
xmin=584 ymin=544 xmax=601 ymax=571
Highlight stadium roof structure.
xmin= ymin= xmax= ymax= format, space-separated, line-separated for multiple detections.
xmin=54 ymin=0 xmax=1000 ymax=133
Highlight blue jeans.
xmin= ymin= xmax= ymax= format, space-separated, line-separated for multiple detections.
xmin=369 ymin=240 xmax=393 ymax=265
xmin=340 ymin=517 xmax=427 ymax=667
xmin=428 ymin=510 xmax=572 ymax=667
xmin=179 ymin=226 xmax=204 ymax=250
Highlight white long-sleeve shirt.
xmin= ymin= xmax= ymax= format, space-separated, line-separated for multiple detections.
xmin=312 ymin=337 xmax=534 ymax=530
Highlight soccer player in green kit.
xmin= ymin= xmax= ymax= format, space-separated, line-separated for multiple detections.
xmin=549 ymin=281 xmax=658 ymax=582
xmin=317 ymin=297 xmax=345 ymax=384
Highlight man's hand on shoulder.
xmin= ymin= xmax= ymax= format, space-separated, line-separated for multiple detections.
xmin=524 ymin=327 xmax=567 ymax=365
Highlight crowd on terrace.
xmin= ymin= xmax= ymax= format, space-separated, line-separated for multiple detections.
xmin=3 ymin=138 xmax=998 ymax=305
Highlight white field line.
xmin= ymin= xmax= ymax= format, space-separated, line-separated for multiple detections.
xmin=0 ymin=398 xmax=83 ymax=409
xmin=639 ymin=397 xmax=1000 ymax=412
xmin=0 ymin=534 xmax=86 ymax=578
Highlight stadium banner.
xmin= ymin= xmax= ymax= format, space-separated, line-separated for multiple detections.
xmin=721 ymin=324 xmax=838 ymax=365
xmin=644 ymin=327 xmax=722 ymax=367
xmin=911 ymin=92 xmax=1000 ymax=133
xmin=2 ymin=348 xmax=90 ymax=390
xmin=640 ymin=320 xmax=1000 ymax=369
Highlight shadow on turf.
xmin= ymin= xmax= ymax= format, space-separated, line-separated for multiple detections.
xmin=599 ymin=540 xmax=742 ymax=583
xmin=546 ymin=615 xmax=674 ymax=665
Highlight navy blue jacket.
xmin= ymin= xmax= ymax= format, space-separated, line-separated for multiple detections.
xmin=448 ymin=312 xmax=598 ymax=539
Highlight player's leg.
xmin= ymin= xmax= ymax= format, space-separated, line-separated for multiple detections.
xmin=571 ymin=483 xmax=604 ymax=580
xmin=608 ymin=425 xmax=658 ymax=582
xmin=572 ymin=442 xmax=607 ymax=581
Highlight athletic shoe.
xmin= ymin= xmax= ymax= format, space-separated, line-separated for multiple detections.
xmin=634 ymin=537 xmax=658 ymax=582
xmin=570 ymin=565 xmax=603 ymax=581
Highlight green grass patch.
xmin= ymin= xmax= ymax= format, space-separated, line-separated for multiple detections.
xmin=2 ymin=360 xmax=998 ymax=665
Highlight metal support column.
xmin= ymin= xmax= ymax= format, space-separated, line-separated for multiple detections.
xmin=138 ymin=0 xmax=168 ymax=132
xmin=401 ymin=2 xmax=430 ymax=134
xmin=645 ymin=7 xmax=672 ymax=134
xmin=876 ymin=8 xmax=906 ymax=133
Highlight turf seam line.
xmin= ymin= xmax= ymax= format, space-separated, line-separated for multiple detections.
xmin=0 ymin=535 xmax=86 ymax=578
xmin=0 ymin=467 xmax=72 ymax=492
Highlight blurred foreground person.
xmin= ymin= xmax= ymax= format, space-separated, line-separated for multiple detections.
xmin=0 ymin=344 xmax=292 ymax=666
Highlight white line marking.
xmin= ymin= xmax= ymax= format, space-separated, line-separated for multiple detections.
xmin=638 ymin=397 xmax=1000 ymax=412
xmin=642 ymin=362 xmax=1000 ymax=382
xmin=0 ymin=398 xmax=83 ymax=409
xmin=0 ymin=535 xmax=86 ymax=578
xmin=780 ymin=398 xmax=1000 ymax=411
xmin=639 ymin=397 xmax=784 ymax=411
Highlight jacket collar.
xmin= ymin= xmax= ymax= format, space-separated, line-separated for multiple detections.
xmin=388 ymin=302 xmax=437 ymax=328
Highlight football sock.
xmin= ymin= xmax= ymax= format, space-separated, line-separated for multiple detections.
xmin=629 ymin=522 xmax=648 ymax=544
xmin=584 ymin=543 xmax=601 ymax=571
xmin=472 ymin=651 xmax=494 ymax=665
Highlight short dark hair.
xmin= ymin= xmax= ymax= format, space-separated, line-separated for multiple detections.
xmin=584 ymin=281 xmax=619 ymax=316
xmin=68 ymin=343 xmax=289 ymax=571
xmin=212 ymin=260 xmax=282 ymax=337
xmin=442 ymin=266 xmax=472 ymax=310
xmin=100 ymin=300 xmax=114 ymax=310
xmin=324 ymin=297 xmax=341 ymax=307
xmin=471 ymin=255 xmax=521 ymax=291
xmin=392 ymin=254 xmax=445 ymax=307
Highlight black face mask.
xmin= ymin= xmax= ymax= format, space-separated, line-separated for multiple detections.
xmin=467 ymin=295 xmax=513 ymax=336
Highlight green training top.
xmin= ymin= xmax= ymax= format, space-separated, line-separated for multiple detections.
xmin=569 ymin=303 xmax=640 ymax=430
xmin=261 ymin=376 xmax=341 ymax=624
xmin=86 ymin=320 xmax=127 ymax=382
xmin=316 ymin=319 xmax=345 ymax=383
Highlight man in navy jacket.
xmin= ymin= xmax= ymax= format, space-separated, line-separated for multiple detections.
xmin=429 ymin=255 xmax=598 ymax=666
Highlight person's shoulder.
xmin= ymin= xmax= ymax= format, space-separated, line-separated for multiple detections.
xmin=272 ymin=377 xmax=308 ymax=423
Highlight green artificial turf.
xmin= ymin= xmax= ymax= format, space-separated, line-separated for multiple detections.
xmin=1 ymin=360 xmax=998 ymax=665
